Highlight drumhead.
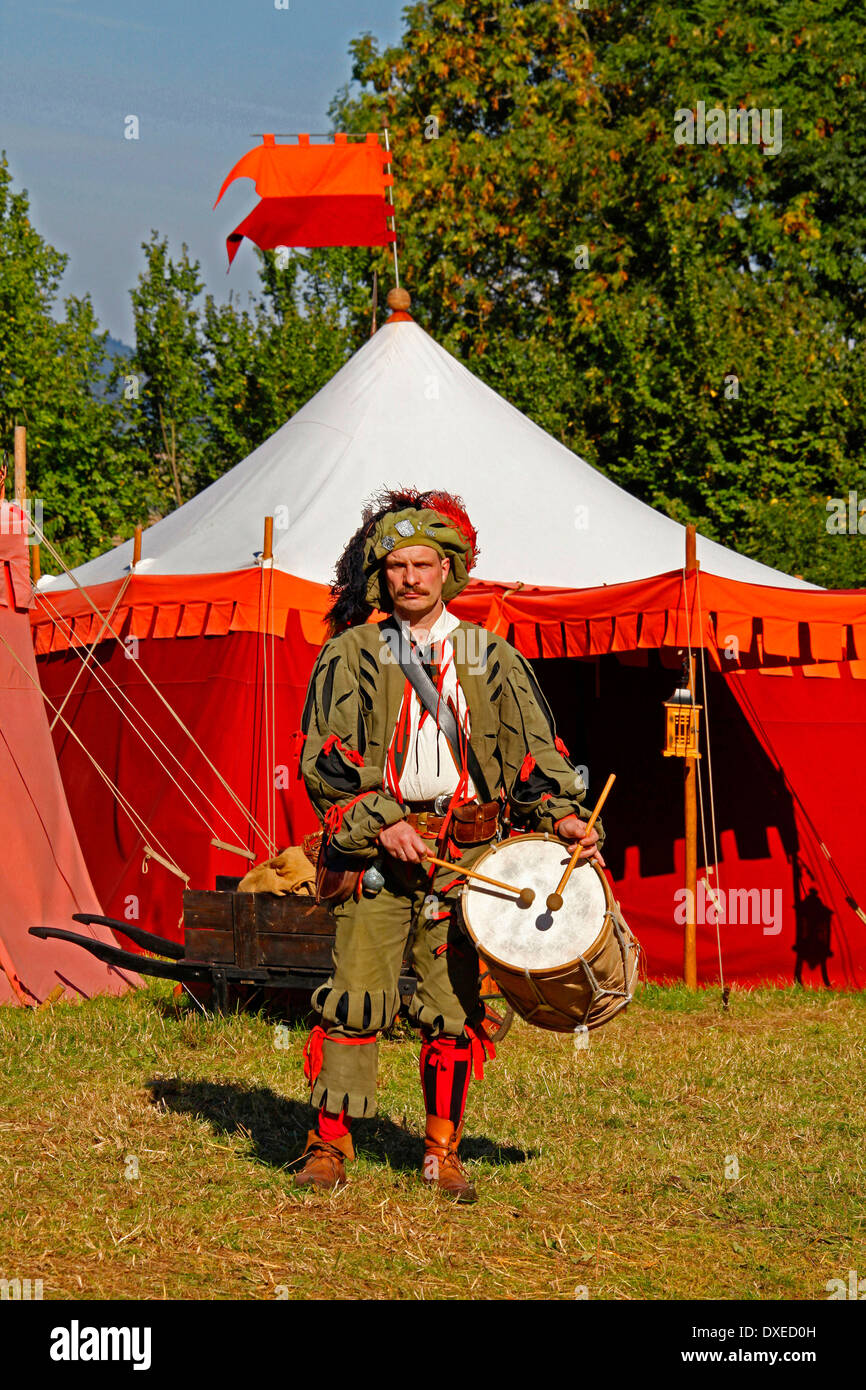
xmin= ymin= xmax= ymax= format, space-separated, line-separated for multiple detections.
xmin=462 ymin=836 xmax=609 ymax=972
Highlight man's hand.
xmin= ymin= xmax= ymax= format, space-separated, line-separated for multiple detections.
xmin=554 ymin=815 xmax=605 ymax=868
xmin=378 ymin=819 xmax=430 ymax=865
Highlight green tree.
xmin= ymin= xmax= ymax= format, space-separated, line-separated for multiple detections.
xmin=200 ymin=248 xmax=354 ymax=480
xmin=0 ymin=153 xmax=142 ymax=569
xmin=121 ymin=233 xmax=207 ymax=509
xmin=329 ymin=0 xmax=866 ymax=585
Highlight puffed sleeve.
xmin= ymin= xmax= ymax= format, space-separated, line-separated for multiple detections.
xmin=498 ymin=649 xmax=603 ymax=842
xmin=299 ymin=637 xmax=406 ymax=860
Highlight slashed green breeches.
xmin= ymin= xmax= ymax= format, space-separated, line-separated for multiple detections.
xmin=309 ymin=841 xmax=492 ymax=1118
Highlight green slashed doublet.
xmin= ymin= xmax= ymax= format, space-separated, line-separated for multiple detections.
xmin=301 ymin=618 xmax=595 ymax=857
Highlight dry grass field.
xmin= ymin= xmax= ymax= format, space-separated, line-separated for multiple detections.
xmin=1 ymin=980 xmax=863 ymax=1301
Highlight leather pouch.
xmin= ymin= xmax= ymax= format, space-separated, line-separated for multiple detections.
xmin=313 ymin=835 xmax=363 ymax=906
xmin=449 ymin=799 xmax=500 ymax=845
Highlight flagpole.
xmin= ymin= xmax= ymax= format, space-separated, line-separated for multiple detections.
xmin=382 ymin=123 xmax=400 ymax=290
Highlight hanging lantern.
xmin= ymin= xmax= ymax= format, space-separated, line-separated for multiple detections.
xmin=663 ymin=686 xmax=702 ymax=758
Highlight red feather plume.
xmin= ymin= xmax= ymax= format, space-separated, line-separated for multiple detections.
xmin=424 ymin=490 xmax=479 ymax=571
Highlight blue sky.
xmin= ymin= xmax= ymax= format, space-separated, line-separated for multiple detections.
xmin=0 ymin=0 xmax=406 ymax=342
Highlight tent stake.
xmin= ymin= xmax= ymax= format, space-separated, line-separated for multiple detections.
xmin=684 ymin=524 xmax=699 ymax=989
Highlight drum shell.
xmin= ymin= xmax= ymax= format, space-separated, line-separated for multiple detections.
xmin=462 ymin=847 xmax=640 ymax=1034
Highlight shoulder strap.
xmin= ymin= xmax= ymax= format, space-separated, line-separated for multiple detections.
xmin=382 ymin=618 xmax=492 ymax=803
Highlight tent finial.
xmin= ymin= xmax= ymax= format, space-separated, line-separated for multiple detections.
xmin=384 ymin=287 xmax=412 ymax=324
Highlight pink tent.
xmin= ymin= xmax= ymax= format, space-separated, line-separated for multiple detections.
xmin=0 ymin=504 xmax=137 ymax=1005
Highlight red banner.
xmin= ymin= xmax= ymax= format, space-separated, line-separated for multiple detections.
xmin=214 ymin=132 xmax=396 ymax=265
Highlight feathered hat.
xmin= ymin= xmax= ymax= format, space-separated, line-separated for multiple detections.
xmin=326 ymin=486 xmax=479 ymax=634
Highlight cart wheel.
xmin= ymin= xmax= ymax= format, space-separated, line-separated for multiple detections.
xmin=482 ymin=994 xmax=515 ymax=1043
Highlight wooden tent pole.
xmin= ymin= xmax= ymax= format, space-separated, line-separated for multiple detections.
xmin=262 ymin=516 xmax=273 ymax=562
xmin=684 ymin=523 xmax=698 ymax=989
xmin=13 ymin=424 xmax=26 ymax=502
xmin=14 ymin=425 xmax=40 ymax=584
xmin=132 ymin=524 xmax=142 ymax=568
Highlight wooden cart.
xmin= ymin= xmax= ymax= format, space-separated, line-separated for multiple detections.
xmin=30 ymin=881 xmax=514 ymax=1041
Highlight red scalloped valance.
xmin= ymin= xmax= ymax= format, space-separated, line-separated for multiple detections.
xmin=30 ymin=566 xmax=866 ymax=676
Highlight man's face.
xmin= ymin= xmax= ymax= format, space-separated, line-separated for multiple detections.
xmin=383 ymin=545 xmax=451 ymax=623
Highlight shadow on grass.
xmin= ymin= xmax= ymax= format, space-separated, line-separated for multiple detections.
xmin=145 ymin=1077 xmax=532 ymax=1173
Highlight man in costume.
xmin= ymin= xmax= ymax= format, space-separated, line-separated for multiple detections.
xmin=295 ymin=487 xmax=602 ymax=1202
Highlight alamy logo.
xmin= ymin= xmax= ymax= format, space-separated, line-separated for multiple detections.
xmin=49 ymin=1321 xmax=152 ymax=1371
xmin=379 ymin=624 xmax=488 ymax=675
xmin=674 ymin=102 xmax=783 ymax=156
xmin=826 ymin=492 xmax=866 ymax=535
xmin=1 ymin=1277 xmax=43 ymax=1299
xmin=674 ymin=881 xmax=783 ymax=936
xmin=0 ymin=496 xmax=43 ymax=542
xmin=826 ymin=1270 xmax=865 ymax=1300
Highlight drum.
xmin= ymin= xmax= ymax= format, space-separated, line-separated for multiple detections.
xmin=459 ymin=833 xmax=641 ymax=1033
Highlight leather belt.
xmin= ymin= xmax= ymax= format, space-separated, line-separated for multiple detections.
xmin=404 ymin=810 xmax=449 ymax=836
xmin=403 ymin=798 xmax=501 ymax=845
xmin=403 ymin=800 xmax=452 ymax=836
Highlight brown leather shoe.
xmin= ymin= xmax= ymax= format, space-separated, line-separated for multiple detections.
xmin=293 ymin=1129 xmax=354 ymax=1191
xmin=423 ymin=1116 xmax=477 ymax=1203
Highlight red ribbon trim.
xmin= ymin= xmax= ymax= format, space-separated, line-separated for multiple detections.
xmin=323 ymin=788 xmax=378 ymax=839
xmin=465 ymin=1022 xmax=497 ymax=1080
xmin=322 ymin=733 xmax=365 ymax=767
xmin=303 ymin=1025 xmax=377 ymax=1087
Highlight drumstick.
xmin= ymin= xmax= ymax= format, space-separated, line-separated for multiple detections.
xmin=546 ymin=772 xmax=616 ymax=913
xmin=422 ymin=853 xmax=536 ymax=908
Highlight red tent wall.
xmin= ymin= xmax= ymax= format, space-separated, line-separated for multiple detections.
xmin=36 ymin=620 xmax=865 ymax=988
xmin=540 ymin=654 xmax=864 ymax=989
xmin=37 ymin=619 xmax=321 ymax=942
xmin=726 ymin=664 xmax=866 ymax=986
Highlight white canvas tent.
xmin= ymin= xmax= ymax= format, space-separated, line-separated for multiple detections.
xmin=40 ymin=315 xmax=811 ymax=595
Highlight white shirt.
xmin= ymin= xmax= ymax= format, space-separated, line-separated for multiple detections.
xmin=384 ymin=604 xmax=476 ymax=802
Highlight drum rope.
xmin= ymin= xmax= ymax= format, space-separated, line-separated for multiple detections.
xmin=610 ymin=916 xmax=640 ymax=1002
xmin=577 ymin=955 xmax=607 ymax=1013
xmin=521 ymin=967 xmax=556 ymax=1021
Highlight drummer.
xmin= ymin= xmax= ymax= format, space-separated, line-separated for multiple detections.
xmin=294 ymin=488 xmax=603 ymax=1203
